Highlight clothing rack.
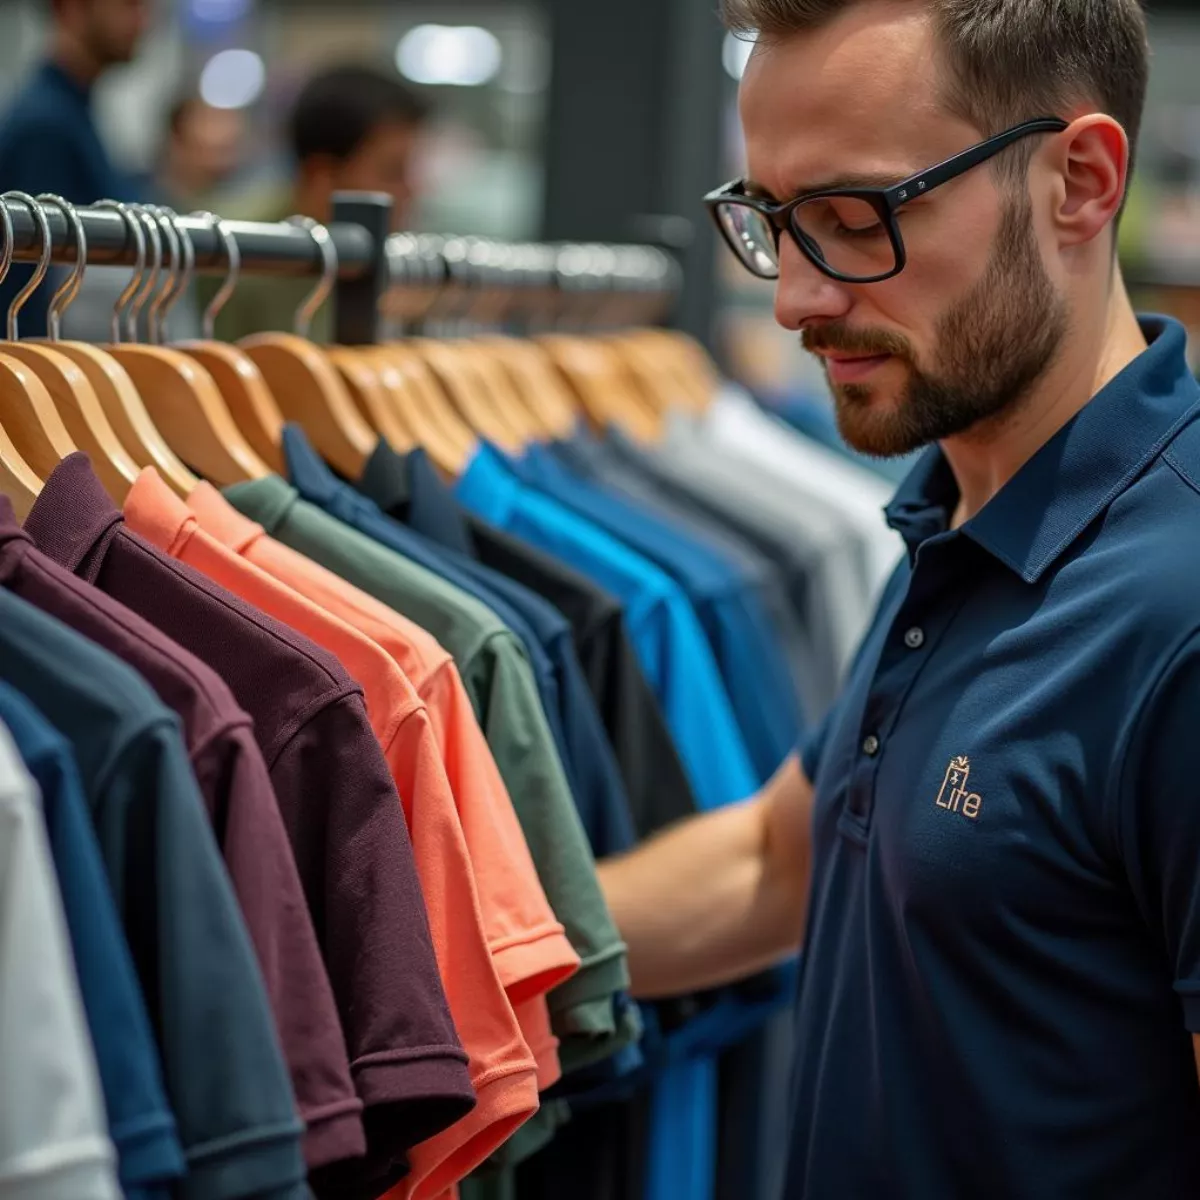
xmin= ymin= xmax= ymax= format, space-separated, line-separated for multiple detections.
xmin=0 ymin=190 xmax=684 ymax=345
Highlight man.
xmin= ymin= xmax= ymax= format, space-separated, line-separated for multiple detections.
xmin=210 ymin=63 xmax=430 ymax=343
xmin=153 ymin=95 xmax=247 ymax=213
xmin=599 ymin=1 xmax=1200 ymax=1195
xmin=0 ymin=0 xmax=151 ymax=335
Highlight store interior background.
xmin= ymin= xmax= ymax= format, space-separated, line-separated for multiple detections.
xmin=0 ymin=0 xmax=1196 ymax=408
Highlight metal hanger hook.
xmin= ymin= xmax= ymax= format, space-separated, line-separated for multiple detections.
xmin=0 ymin=196 xmax=15 ymax=298
xmin=2 ymin=191 xmax=52 ymax=340
xmin=36 ymin=194 xmax=87 ymax=341
xmin=192 ymin=210 xmax=240 ymax=338
xmin=125 ymin=205 xmax=163 ymax=343
xmin=91 ymin=199 xmax=146 ymax=344
xmin=152 ymin=208 xmax=194 ymax=343
xmin=145 ymin=206 xmax=183 ymax=345
xmin=288 ymin=215 xmax=337 ymax=339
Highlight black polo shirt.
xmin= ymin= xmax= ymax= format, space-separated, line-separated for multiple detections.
xmin=789 ymin=317 xmax=1200 ymax=1198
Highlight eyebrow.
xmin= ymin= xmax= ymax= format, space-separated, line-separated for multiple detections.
xmin=745 ymin=171 xmax=909 ymax=200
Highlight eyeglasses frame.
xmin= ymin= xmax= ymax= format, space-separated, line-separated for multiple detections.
xmin=704 ymin=116 xmax=1070 ymax=283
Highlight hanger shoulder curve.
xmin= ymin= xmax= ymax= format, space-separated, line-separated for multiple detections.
xmin=0 ymin=350 xmax=76 ymax=479
xmin=106 ymin=344 xmax=270 ymax=486
xmin=324 ymin=346 xmax=415 ymax=454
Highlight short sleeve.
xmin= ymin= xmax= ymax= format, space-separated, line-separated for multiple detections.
xmin=102 ymin=720 xmax=307 ymax=1200
xmin=191 ymin=721 xmax=365 ymax=1171
xmin=1116 ymin=630 xmax=1200 ymax=1031
xmin=270 ymin=695 xmax=475 ymax=1198
xmin=0 ymin=731 xmax=121 ymax=1200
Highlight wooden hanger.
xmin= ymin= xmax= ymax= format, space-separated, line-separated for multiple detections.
xmin=0 ymin=350 xmax=76 ymax=478
xmin=103 ymin=204 xmax=268 ymax=486
xmin=0 ymin=193 xmax=139 ymax=500
xmin=369 ymin=344 xmax=475 ymax=475
xmin=0 ymin=406 xmax=41 ymax=518
xmin=325 ymin=345 xmax=415 ymax=454
xmin=535 ymin=334 xmax=662 ymax=441
xmin=169 ymin=212 xmax=285 ymax=473
xmin=405 ymin=336 xmax=525 ymax=452
xmin=474 ymin=335 xmax=578 ymax=440
xmin=238 ymin=217 xmax=375 ymax=479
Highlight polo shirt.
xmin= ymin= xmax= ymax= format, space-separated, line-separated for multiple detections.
xmin=184 ymin=485 xmax=578 ymax=1047
xmin=282 ymin=425 xmax=577 ymax=788
xmin=358 ymin=440 xmax=668 ymax=855
xmin=604 ymin=428 xmax=846 ymax=716
xmin=788 ymin=317 xmax=1200 ymax=1198
xmin=515 ymin=443 xmax=803 ymax=783
xmin=455 ymin=443 xmax=758 ymax=810
xmin=0 ymin=682 xmax=184 ymax=1200
xmin=23 ymin=454 xmax=471 ymax=1198
xmin=549 ymin=431 xmax=817 ymax=728
xmin=0 ymin=713 xmax=122 ymax=1200
xmin=0 ymin=589 xmax=307 ymax=1200
xmin=224 ymin=475 xmax=636 ymax=1081
xmin=0 ymin=495 xmax=361 ymax=1173
xmin=123 ymin=467 xmax=533 ymax=1200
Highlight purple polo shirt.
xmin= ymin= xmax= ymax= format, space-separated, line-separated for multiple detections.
xmin=0 ymin=492 xmax=364 ymax=1174
xmin=25 ymin=455 xmax=476 ymax=1198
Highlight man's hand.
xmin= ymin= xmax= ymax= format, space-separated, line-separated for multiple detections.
xmin=597 ymin=753 xmax=814 ymax=999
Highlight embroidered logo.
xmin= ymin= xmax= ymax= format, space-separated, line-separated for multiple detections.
xmin=935 ymin=756 xmax=982 ymax=820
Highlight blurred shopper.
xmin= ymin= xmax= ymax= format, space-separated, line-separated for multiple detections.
xmin=154 ymin=96 xmax=248 ymax=213
xmin=0 ymin=0 xmax=152 ymax=334
xmin=210 ymin=63 xmax=430 ymax=343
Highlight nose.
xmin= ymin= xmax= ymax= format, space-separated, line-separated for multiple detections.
xmin=773 ymin=234 xmax=854 ymax=332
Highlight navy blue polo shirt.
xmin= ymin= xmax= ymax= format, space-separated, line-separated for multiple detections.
xmin=789 ymin=317 xmax=1200 ymax=1199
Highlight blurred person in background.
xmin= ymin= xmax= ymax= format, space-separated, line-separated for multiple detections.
xmin=153 ymin=96 xmax=248 ymax=213
xmin=209 ymin=63 xmax=431 ymax=344
xmin=0 ymin=0 xmax=152 ymax=334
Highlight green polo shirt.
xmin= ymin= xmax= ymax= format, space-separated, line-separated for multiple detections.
xmin=225 ymin=476 xmax=632 ymax=1072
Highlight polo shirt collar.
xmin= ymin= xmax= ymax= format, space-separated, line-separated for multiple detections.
xmin=186 ymin=483 xmax=266 ymax=556
xmin=123 ymin=468 xmax=200 ymax=558
xmin=282 ymin=424 xmax=343 ymax=509
xmin=357 ymin=439 xmax=475 ymax=557
xmin=222 ymin=475 xmax=303 ymax=538
xmin=0 ymin=495 xmax=34 ymax=585
xmin=456 ymin=443 xmax=523 ymax=526
xmin=885 ymin=316 xmax=1200 ymax=582
xmin=24 ymin=453 xmax=125 ymax=582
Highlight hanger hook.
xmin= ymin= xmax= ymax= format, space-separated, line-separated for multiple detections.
xmin=145 ymin=206 xmax=182 ymax=345
xmin=125 ymin=204 xmax=162 ymax=343
xmin=91 ymin=199 xmax=146 ymax=344
xmin=0 ymin=194 xmax=14 ymax=295
xmin=288 ymin=215 xmax=336 ymax=339
xmin=36 ymin=194 xmax=87 ymax=342
xmin=192 ymin=210 xmax=240 ymax=339
xmin=3 ymin=191 xmax=52 ymax=340
xmin=154 ymin=207 xmax=193 ymax=342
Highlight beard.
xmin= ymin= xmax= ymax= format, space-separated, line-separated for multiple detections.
xmin=803 ymin=194 xmax=1069 ymax=458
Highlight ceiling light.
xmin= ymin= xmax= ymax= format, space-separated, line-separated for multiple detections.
xmin=396 ymin=25 xmax=503 ymax=88
xmin=199 ymin=48 xmax=266 ymax=109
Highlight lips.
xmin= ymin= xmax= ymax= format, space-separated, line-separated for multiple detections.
xmin=820 ymin=353 xmax=892 ymax=385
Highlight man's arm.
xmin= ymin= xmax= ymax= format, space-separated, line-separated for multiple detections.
xmin=597 ymin=753 xmax=813 ymax=998
xmin=1192 ymin=1035 xmax=1200 ymax=1089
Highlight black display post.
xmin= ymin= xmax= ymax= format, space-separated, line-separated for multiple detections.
xmin=331 ymin=191 xmax=394 ymax=345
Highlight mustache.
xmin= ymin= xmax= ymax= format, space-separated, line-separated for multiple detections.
xmin=802 ymin=324 xmax=914 ymax=361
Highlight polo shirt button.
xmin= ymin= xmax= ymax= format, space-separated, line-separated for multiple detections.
xmin=862 ymin=734 xmax=881 ymax=757
xmin=904 ymin=627 xmax=926 ymax=650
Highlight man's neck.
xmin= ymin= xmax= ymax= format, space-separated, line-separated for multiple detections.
xmin=50 ymin=31 xmax=104 ymax=90
xmin=945 ymin=275 xmax=1148 ymax=529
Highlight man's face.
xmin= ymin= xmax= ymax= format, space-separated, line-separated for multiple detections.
xmin=330 ymin=119 xmax=423 ymax=231
xmin=739 ymin=2 xmax=1068 ymax=458
xmin=79 ymin=0 xmax=151 ymax=66
xmin=175 ymin=104 xmax=245 ymax=193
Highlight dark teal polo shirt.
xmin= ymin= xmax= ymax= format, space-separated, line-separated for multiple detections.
xmin=791 ymin=317 xmax=1200 ymax=1199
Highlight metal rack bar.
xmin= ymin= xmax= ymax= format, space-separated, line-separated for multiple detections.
xmin=1 ymin=197 xmax=376 ymax=280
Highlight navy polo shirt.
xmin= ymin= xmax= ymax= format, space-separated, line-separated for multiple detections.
xmin=789 ymin=317 xmax=1200 ymax=1199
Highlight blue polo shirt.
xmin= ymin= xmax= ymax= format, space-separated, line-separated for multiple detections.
xmin=789 ymin=316 xmax=1200 ymax=1199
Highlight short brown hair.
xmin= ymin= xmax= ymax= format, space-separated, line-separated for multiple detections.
xmin=722 ymin=0 xmax=1151 ymax=185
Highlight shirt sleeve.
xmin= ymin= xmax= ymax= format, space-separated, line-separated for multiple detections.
xmin=190 ymin=719 xmax=365 ymax=1172
xmin=103 ymin=719 xmax=307 ymax=1200
xmin=0 ymin=731 xmax=121 ymax=1200
xmin=269 ymin=694 xmax=476 ymax=1199
xmin=1115 ymin=629 xmax=1200 ymax=1031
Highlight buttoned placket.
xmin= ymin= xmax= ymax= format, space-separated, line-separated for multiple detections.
xmin=838 ymin=530 xmax=978 ymax=844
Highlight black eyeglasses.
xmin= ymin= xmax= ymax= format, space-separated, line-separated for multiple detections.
xmin=705 ymin=117 xmax=1068 ymax=284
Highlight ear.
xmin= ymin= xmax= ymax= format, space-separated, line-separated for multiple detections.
xmin=1049 ymin=114 xmax=1128 ymax=249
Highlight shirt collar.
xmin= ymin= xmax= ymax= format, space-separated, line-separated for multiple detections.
xmin=885 ymin=316 xmax=1200 ymax=582
xmin=123 ymin=468 xmax=199 ymax=558
xmin=186 ymin=482 xmax=266 ymax=556
xmin=282 ymin=424 xmax=344 ymax=509
xmin=24 ymin=453 xmax=125 ymax=582
xmin=39 ymin=60 xmax=92 ymax=106
xmin=223 ymin=475 xmax=302 ymax=537
xmin=0 ymin=495 xmax=33 ymax=586
xmin=455 ymin=443 xmax=523 ymax=525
